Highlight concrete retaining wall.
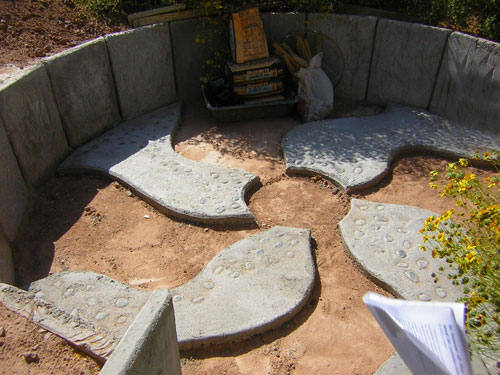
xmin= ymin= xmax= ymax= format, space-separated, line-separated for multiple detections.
xmin=99 ymin=289 xmax=181 ymax=375
xmin=308 ymin=13 xmax=377 ymax=101
xmin=106 ymin=24 xmax=177 ymax=120
xmin=170 ymin=18 xmax=228 ymax=107
xmin=0 ymin=226 xmax=15 ymax=285
xmin=431 ymin=32 xmax=500 ymax=134
xmin=0 ymin=65 xmax=70 ymax=187
xmin=45 ymin=38 xmax=121 ymax=148
xmin=0 ymin=118 xmax=30 ymax=242
xmin=261 ymin=13 xmax=306 ymax=42
xmin=367 ymin=19 xmax=451 ymax=108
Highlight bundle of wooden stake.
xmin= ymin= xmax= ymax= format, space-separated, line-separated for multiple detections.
xmin=272 ymin=33 xmax=323 ymax=75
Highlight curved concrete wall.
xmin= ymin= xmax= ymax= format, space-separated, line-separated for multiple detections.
xmin=0 ymin=12 xmax=499 ymax=288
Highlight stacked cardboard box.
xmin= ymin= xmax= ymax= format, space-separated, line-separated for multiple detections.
xmin=226 ymin=57 xmax=286 ymax=103
xmin=228 ymin=7 xmax=286 ymax=103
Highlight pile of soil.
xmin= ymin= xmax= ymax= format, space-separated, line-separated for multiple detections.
xmin=0 ymin=0 xmax=127 ymax=68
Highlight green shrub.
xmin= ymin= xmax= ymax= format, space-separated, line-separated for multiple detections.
xmin=420 ymin=153 xmax=500 ymax=360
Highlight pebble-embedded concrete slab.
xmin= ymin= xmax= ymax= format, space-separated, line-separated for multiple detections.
xmin=0 ymin=282 xmax=126 ymax=360
xmin=27 ymin=271 xmax=151 ymax=341
xmin=172 ymin=225 xmax=315 ymax=349
xmin=282 ymin=104 xmax=500 ymax=192
xmin=339 ymin=199 xmax=462 ymax=302
xmin=0 ymin=226 xmax=314 ymax=356
xmin=59 ymin=103 xmax=259 ymax=223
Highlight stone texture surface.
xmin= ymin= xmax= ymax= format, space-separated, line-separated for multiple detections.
xmin=0 ymin=282 xmax=123 ymax=360
xmin=367 ymin=19 xmax=451 ymax=107
xmin=430 ymin=32 xmax=500 ymax=134
xmin=0 ymin=227 xmax=15 ymax=285
xmin=1 ymin=227 xmax=314 ymax=356
xmin=308 ymin=14 xmax=377 ymax=101
xmin=0 ymin=118 xmax=30 ymax=241
xmin=172 ymin=226 xmax=314 ymax=349
xmin=27 ymin=271 xmax=151 ymax=343
xmin=375 ymin=353 xmax=412 ymax=375
xmin=100 ymin=289 xmax=182 ymax=375
xmin=0 ymin=64 xmax=70 ymax=186
xmin=261 ymin=13 xmax=306 ymax=43
xmin=105 ymin=24 xmax=176 ymax=120
xmin=59 ymin=103 xmax=259 ymax=223
xmin=45 ymin=38 xmax=121 ymax=147
xmin=170 ymin=19 xmax=228 ymax=107
xmin=339 ymin=199 xmax=462 ymax=302
xmin=282 ymin=104 xmax=500 ymax=192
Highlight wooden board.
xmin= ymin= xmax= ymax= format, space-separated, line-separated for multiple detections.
xmin=128 ymin=3 xmax=186 ymax=23
xmin=131 ymin=9 xmax=216 ymax=27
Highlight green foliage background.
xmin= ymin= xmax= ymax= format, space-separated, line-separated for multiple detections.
xmin=73 ymin=0 xmax=500 ymax=42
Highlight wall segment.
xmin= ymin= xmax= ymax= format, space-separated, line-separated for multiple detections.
xmin=45 ymin=38 xmax=121 ymax=148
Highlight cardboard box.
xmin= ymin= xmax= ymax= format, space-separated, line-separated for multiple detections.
xmin=226 ymin=57 xmax=284 ymax=84
xmin=229 ymin=7 xmax=269 ymax=63
xmin=232 ymin=79 xmax=284 ymax=98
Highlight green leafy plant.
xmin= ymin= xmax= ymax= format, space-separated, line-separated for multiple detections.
xmin=420 ymin=153 xmax=500 ymax=360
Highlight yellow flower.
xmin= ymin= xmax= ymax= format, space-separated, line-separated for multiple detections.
xmin=459 ymin=158 xmax=469 ymax=167
xmin=423 ymin=235 xmax=429 ymax=242
xmin=429 ymin=170 xmax=439 ymax=177
xmin=429 ymin=182 xmax=438 ymax=189
xmin=442 ymin=210 xmax=454 ymax=220
xmin=483 ymin=151 xmax=491 ymax=159
xmin=465 ymin=251 xmax=478 ymax=263
xmin=436 ymin=232 xmax=446 ymax=242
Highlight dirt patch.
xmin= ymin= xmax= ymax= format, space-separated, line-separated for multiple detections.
xmin=0 ymin=303 xmax=101 ymax=375
xmin=8 ymin=104 xmax=496 ymax=374
xmin=0 ymin=0 xmax=127 ymax=72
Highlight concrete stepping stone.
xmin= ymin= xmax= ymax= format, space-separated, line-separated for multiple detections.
xmin=0 ymin=226 xmax=314 ymax=355
xmin=27 ymin=271 xmax=151 ymax=341
xmin=172 ymin=225 xmax=314 ymax=349
xmin=59 ymin=103 xmax=259 ymax=223
xmin=0 ymin=275 xmax=146 ymax=361
xmin=282 ymin=104 xmax=500 ymax=192
xmin=338 ymin=199 xmax=462 ymax=302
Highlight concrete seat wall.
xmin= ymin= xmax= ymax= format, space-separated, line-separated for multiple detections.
xmin=0 ymin=11 xmax=499 ymax=282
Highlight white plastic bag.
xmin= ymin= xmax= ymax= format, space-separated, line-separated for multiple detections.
xmin=296 ymin=52 xmax=334 ymax=122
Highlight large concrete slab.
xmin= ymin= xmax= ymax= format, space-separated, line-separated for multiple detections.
xmin=59 ymin=103 xmax=259 ymax=223
xmin=367 ymin=19 xmax=451 ymax=108
xmin=308 ymin=14 xmax=378 ymax=101
xmin=0 ymin=226 xmax=14 ymax=285
xmin=430 ymin=32 xmax=500 ymax=134
xmin=282 ymin=104 xmax=500 ymax=192
xmin=0 ymin=119 xmax=30 ymax=241
xmin=105 ymin=24 xmax=176 ymax=120
xmin=172 ymin=226 xmax=314 ymax=349
xmin=0 ymin=64 xmax=70 ymax=186
xmin=261 ymin=12 xmax=306 ymax=42
xmin=170 ymin=19 xmax=228 ymax=107
xmin=339 ymin=199 xmax=462 ymax=302
xmin=100 ymin=289 xmax=181 ymax=375
xmin=0 ymin=282 xmax=124 ymax=360
xmin=44 ymin=38 xmax=121 ymax=147
xmin=27 ymin=271 xmax=151 ymax=341
xmin=1 ymin=227 xmax=314 ymax=355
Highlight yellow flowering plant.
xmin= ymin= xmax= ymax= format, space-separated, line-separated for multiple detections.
xmin=420 ymin=152 xmax=500 ymax=360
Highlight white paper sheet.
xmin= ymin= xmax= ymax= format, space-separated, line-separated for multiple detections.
xmin=363 ymin=292 xmax=473 ymax=375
